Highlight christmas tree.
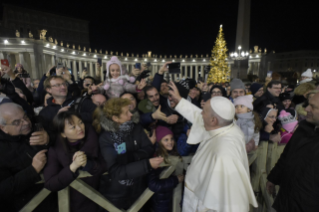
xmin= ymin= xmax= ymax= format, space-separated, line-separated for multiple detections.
xmin=207 ymin=25 xmax=230 ymax=83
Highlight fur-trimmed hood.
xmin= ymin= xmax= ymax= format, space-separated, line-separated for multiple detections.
xmin=99 ymin=111 xmax=140 ymax=132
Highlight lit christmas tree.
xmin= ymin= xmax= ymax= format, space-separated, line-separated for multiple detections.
xmin=207 ymin=25 xmax=230 ymax=83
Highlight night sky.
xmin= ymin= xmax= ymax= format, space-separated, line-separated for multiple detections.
xmin=1 ymin=0 xmax=319 ymax=56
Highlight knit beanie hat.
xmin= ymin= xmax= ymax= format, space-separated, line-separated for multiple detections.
xmin=301 ymin=69 xmax=313 ymax=78
xmin=230 ymin=78 xmax=245 ymax=92
xmin=233 ymin=95 xmax=254 ymax=110
xmin=279 ymin=92 xmax=292 ymax=102
xmin=138 ymin=99 xmax=156 ymax=114
xmin=156 ymin=126 xmax=173 ymax=142
xmin=175 ymin=79 xmax=191 ymax=99
xmin=250 ymin=83 xmax=263 ymax=95
xmin=210 ymin=85 xmax=227 ymax=97
xmin=106 ymin=56 xmax=122 ymax=78
xmin=15 ymin=63 xmax=23 ymax=69
xmin=278 ymin=109 xmax=298 ymax=132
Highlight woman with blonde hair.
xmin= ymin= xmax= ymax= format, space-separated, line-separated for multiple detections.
xmin=93 ymin=98 xmax=162 ymax=211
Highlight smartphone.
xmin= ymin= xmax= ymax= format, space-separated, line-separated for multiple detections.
xmin=135 ymin=63 xmax=141 ymax=70
xmin=97 ymin=58 xmax=102 ymax=66
xmin=49 ymin=67 xmax=56 ymax=76
xmin=19 ymin=73 xmax=29 ymax=78
xmin=267 ymin=71 xmax=273 ymax=77
xmin=168 ymin=62 xmax=181 ymax=74
xmin=68 ymin=69 xmax=72 ymax=74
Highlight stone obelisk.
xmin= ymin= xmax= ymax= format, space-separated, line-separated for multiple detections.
xmin=234 ymin=0 xmax=251 ymax=80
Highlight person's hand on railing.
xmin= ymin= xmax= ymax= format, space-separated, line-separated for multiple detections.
xmin=266 ymin=181 xmax=276 ymax=195
xmin=32 ymin=149 xmax=48 ymax=173
xmin=149 ymin=157 xmax=164 ymax=169
xmin=269 ymin=132 xmax=281 ymax=143
xmin=70 ymin=151 xmax=87 ymax=173
xmin=177 ymin=175 xmax=184 ymax=183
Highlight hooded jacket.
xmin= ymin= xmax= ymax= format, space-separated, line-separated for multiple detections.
xmin=98 ymin=117 xmax=154 ymax=210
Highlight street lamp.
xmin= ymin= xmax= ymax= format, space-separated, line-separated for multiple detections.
xmin=230 ymin=46 xmax=249 ymax=79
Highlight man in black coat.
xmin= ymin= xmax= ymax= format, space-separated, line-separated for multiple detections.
xmin=39 ymin=76 xmax=96 ymax=141
xmin=0 ymin=103 xmax=57 ymax=212
xmin=253 ymin=80 xmax=284 ymax=114
xmin=266 ymin=92 xmax=319 ymax=212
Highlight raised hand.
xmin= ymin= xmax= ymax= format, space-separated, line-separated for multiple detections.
xmin=137 ymin=78 xmax=146 ymax=90
xmin=152 ymin=105 xmax=167 ymax=121
xmin=30 ymin=130 xmax=49 ymax=146
xmin=148 ymin=129 xmax=156 ymax=145
xmin=168 ymin=81 xmax=182 ymax=103
xmin=158 ymin=62 xmax=172 ymax=75
xmin=166 ymin=114 xmax=178 ymax=125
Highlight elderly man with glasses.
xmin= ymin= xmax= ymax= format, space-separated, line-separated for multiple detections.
xmin=0 ymin=103 xmax=57 ymax=212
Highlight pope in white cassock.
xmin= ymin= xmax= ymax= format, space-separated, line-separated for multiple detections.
xmin=168 ymin=82 xmax=258 ymax=212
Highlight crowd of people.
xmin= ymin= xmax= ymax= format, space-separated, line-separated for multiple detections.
xmin=0 ymin=55 xmax=319 ymax=212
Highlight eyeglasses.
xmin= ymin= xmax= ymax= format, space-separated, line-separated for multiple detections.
xmin=51 ymin=82 xmax=68 ymax=88
xmin=267 ymin=115 xmax=277 ymax=120
xmin=6 ymin=113 xmax=29 ymax=126
xmin=85 ymin=83 xmax=93 ymax=87
xmin=212 ymin=91 xmax=222 ymax=95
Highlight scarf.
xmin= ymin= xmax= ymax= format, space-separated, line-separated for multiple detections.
xmin=236 ymin=112 xmax=255 ymax=143
xmin=109 ymin=121 xmax=134 ymax=145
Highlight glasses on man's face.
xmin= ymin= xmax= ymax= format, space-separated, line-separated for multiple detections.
xmin=212 ymin=91 xmax=221 ymax=95
xmin=6 ymin=113 xmax=29 ymax=126
xmin=51 ymin=82 xmax=68 ymax=88
xmin=85 ymin=83 xmax=93 ymax=87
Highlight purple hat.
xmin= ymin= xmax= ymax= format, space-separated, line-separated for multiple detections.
xmin=15 ymin=63 xmax=23 ymax=69
xmin=156 ymin=126 xmax=173 ymax=142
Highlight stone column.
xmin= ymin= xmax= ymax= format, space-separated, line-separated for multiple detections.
xmin=89 ymin=62 xmax=94 ymax=77
xmin=67 ymin=60 xmax=71 ymax=69
xmin=29 ymin=52 xmax=38 ymax=79
xmin=72 ymin=60 xmax=78 ymax=81
xmin=51 ymin=55 xmax=55 ymax=67
xmin=42 ymin=54 xmax=47 ymax=75
xmin=78 ymin=61 xmax=83 ymax=78
xmin=195 ymin=65 xmax=199 ymax=81
xmin=94 ymin=63 xmax=98 ymax=76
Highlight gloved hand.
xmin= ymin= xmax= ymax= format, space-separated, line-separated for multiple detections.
xmin=135 ymin=70 xmax=151 ymax=82
xmin=0 ymin=77 xmax=15 ymax=95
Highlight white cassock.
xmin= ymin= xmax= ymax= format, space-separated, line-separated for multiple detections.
xmin=175 ymin=98 xmax=258 ymax=212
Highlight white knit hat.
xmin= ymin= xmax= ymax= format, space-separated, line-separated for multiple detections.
xmin=301 ymin=69 xmax=313 ymax=78
xmin=210 ymin=96 xmax=235 ymax=120
xmin=106 ymin=56 xmax=123 ymax=78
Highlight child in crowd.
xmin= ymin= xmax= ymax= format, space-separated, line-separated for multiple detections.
xmin=148 ymin=126 xmax=184 ymax=212
xmin=234 ymin=95 xmax=262 ymax=152
xmin=278 ymin=109 xmax=298 ymax=144
xmin=102 ymin=56 xmax=146 ymax=98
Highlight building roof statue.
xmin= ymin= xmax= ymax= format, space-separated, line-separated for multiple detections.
xmin=39 ymin=30 xmax=47 ymax=40
xmin=15 ymin=30 xmax=20 ymax=38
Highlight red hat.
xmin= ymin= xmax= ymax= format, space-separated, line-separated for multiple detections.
xmin=156 ymin=126 xmax=173 ymax=142
xmin=1 ymin=59 xmax=9 ymax=67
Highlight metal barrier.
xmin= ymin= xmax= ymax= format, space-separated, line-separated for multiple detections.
xmin=19 ymin=156 xmax=193 ymax=212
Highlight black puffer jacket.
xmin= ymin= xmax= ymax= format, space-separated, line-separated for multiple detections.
xmin=98 ymin=117 xmax=154 ymax=210
xmin=148 ymin=167 xmax=179 ymax=212
xmin=267 ymin=120 xmax=319 ymax=212
xmin=253 ymin=90 xmax=284 ymax=114
xmin=0 ymin=130 xmax=57 ymax=212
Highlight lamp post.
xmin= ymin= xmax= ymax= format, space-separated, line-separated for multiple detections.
xmin=230 ymin=45 xmax=249 ymax=79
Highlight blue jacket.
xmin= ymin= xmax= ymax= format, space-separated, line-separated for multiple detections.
xmin=148 ymin=167 xmax=179 ymax=212
xmin=176 ymin=124 xmax=199 ymax=156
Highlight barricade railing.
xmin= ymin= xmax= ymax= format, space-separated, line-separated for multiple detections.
xmin=19 ymin=155 xmax=193 ymax=212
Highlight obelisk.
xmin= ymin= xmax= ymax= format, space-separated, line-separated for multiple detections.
xmin=234 ymin=0 xmax=251 ymax=80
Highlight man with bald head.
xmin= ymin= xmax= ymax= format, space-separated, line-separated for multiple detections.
xmin=168 ymin=82 xmax=257 ymax=212
xmin=267 ymin=92 xmax=319 ymax=212
xmin=0 ymin=103 xmax=56 ymax=211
